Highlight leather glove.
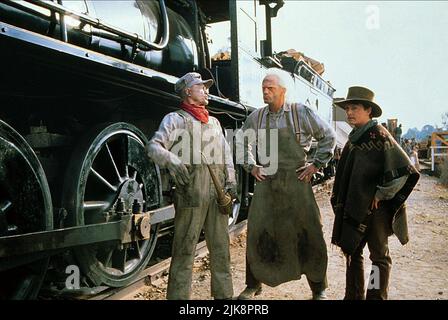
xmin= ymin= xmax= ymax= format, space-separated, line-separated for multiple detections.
xmin=167 ymin=156 xmax=190 ymax=186
xmin=225 ymin=183 xmax=238 ymax=201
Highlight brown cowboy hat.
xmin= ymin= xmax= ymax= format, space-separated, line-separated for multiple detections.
xmin=334 ymin=86 xmax=382 ymax=118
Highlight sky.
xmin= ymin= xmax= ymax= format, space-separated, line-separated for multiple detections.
xmin=270 ymin=1 xmax=448 ymax=132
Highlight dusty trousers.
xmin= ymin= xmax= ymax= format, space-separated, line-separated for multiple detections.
xmin=344 ymin=206 xmax=393 ymax=300
xmin=166 ymin=165 xmax=233 ymax=299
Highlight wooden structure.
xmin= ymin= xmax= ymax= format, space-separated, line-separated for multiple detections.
xmin=430 ymin=131 xmax=448 ymax=171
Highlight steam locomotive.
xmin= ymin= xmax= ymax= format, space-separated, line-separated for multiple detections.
xmin=0 ymin=0 xmax=340 ymax=299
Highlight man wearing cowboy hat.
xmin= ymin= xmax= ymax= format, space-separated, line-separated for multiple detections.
xmin=147 ymin=72 xmax=236 ymax=299
xmin=331 ymin=86 xmax=420 ymax=299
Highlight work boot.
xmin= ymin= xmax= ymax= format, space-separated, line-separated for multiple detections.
xmin=237 ymin=286 xmax=262 ymax=300
xmin=307 ymin=278 xmax=328 ymax=300
xmin=312 ymin=290 xmax=328 ymax=300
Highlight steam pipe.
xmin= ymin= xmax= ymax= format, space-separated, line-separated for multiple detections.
xmin=15 ymin=0 xmax=170 ymax=51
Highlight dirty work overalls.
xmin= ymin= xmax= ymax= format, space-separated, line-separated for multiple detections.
xmin=166 ymin=111 xmax=233 ymax=300
xmin=246 ymin=108 xmax=328 ymax=289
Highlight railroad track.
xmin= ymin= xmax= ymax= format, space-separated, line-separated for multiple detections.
xmin=38 ymin=221 xmax=246 ymax=300
xmin=87 ymin=220 xmax=247 ymax=300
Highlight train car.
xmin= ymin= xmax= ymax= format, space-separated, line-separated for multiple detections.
xmin=0 ymin=0 xmax=342 ymax=299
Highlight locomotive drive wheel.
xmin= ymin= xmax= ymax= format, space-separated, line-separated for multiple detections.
xmin=0 ymin=120 xmax=53 ymax=299
xmin=62 ymin=123 xmax=161 ymax=287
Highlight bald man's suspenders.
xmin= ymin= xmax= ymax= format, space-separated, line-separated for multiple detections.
xmin=256 ymin=104 xmax=301 ymax=143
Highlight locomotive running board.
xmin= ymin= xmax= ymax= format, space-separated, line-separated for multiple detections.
xmin=0 ymin=205 xmax=175 ymax=270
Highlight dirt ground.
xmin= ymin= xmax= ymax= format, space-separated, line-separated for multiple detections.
xmin=132 ymin=173 xmax=448 ymax=300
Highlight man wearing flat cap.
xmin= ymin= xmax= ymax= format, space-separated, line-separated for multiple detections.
xmin=331 ymin=86 xmax=420 ymax=299
xmin=147 ymin=72 xmax=236 ymax=299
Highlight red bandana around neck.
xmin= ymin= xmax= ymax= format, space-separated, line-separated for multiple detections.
xmin=180 ymin=102 xmax=209 ymax=124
